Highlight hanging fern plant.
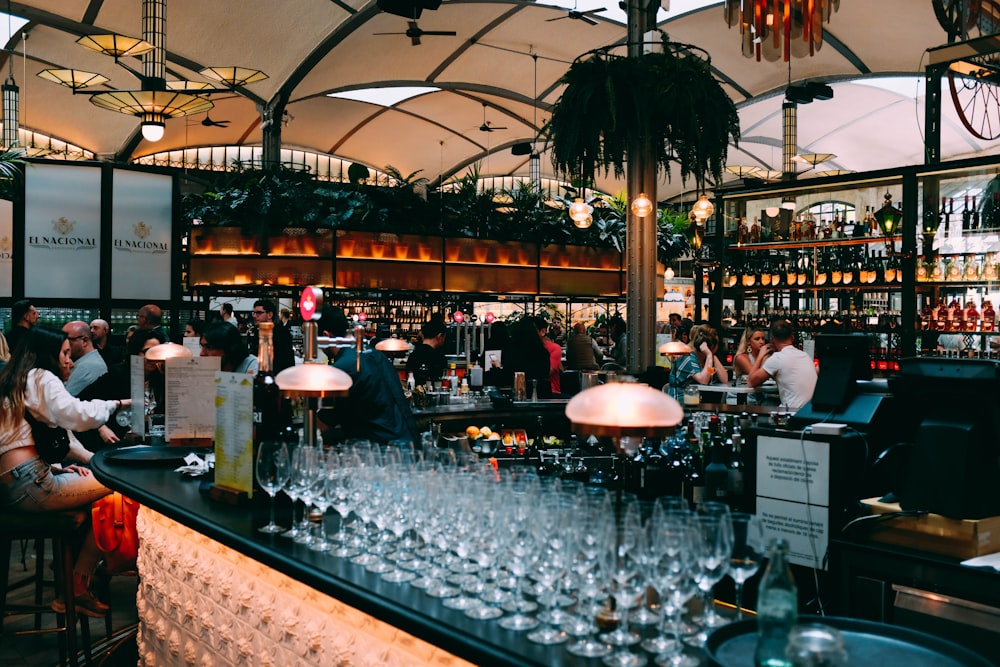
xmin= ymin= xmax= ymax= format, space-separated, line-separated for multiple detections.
xmin=545 ymin=36 xmax=740 ymax=190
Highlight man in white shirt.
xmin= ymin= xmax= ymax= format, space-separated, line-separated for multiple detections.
xmin=62 ymin=320 xmax=108 ymax=397
xmin=748 ymin=319 xmax=817 ymax=411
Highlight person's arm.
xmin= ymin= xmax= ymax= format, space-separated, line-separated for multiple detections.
xmin=27 ymin=369 xmax=120 ymax=431
xmin=747 ymin=344 xmax=774 ymax=388
xmin=691 ymin=342 xmax=727 ymax=385
xmin=733 ymin=352 xmax=753 ymax=377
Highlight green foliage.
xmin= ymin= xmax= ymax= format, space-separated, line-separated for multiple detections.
xmin=545 ymin=37 xmax=740 ymax=190
xmin=0 ymin=150 xmax=27 ymax=200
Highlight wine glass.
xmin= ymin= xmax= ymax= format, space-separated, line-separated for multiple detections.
xmin=255 ymin=440 xmax=290 ymax=534
xmin=730 ymin=512 xmax=765 ymax=619
xmin=691 ymin=503 xmax=734 ymax=633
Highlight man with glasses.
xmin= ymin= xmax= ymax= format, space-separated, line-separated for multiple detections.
xmin=62 ymin=320 xmax=109 ymax=397
xmin=251 ymin=299 xmax=295 ymax=373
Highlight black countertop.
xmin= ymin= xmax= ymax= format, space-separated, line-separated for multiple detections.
xmin=90 ymin=450 xmax=598 ymax=667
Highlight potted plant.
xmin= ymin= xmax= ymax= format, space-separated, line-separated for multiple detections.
xmin=545 ymin=35 xmax=740 ymax=191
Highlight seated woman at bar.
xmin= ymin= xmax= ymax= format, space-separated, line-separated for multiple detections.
xmin=733 ymin=326 xmax=767 ymax=381
xmin=0 ymin=328 xmax=131 ymax=616
xmin=200 ymin=322 xmax=258 ymax=374
xmin=666 ymin=324 xmax=728 ymax=400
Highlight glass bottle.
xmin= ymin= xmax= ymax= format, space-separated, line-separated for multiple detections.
xmin=253 ymin=322 xmax=282 ymax=500
xmin=755 ymin=539 xmax=798 ymax=667
xmin=704 ymin=434 xmax=730 ymax=506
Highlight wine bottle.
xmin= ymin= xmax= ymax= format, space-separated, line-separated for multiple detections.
xmin=703 ymin=434 xmax=730 ymax=506
xmin=253 ymin=322 xmax=282 ymax=500
xmin=754 ymin=539 xmax=798 ymax=667
xmin=963 ymin=194 xmax=972 ymax=231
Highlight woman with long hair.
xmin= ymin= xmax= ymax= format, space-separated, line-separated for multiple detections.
xmin=666 ymin=324 xmax=729 ymax=400
xmin=733 ymin=326 xmax=767 ymax=380
xmin=200 ymin=322 xmax=258 ymax=374
xmin=0 ymin=328 xmax=131 ymax=616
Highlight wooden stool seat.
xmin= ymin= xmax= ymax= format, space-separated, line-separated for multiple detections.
xmin=1 ymin=509 xmax=94 ymax=666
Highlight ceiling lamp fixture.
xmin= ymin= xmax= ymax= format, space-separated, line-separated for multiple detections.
xmin=724 ymin=0 xmax=839 ymax=62
xmin=37 ymin=0 xmax=267 ymax=142
xmin=691 ymin=194 xmax=715 ymax=222
xmin=569 ymin=197 xmax=594 ymax=227
xmin=630 ymin=192 xmax=654 ymax=218
xmin=2 ymin=2 xmax=18 ymax=151
xmin=793 ymin=152 xmax=836 ymax=168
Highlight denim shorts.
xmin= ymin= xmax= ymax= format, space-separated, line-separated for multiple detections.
xmin=0 ymin=457 xmax=109 ymax=512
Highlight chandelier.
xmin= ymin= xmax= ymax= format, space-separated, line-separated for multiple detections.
xmin=723 ymin=0 xmax=839 ymax=62
xmin=36 ymin=0 xmax=267 ymax=142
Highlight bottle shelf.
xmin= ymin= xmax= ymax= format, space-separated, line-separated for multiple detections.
xmin=728 ymin=236 xmax=891 ymax=251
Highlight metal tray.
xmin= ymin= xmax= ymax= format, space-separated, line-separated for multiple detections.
xmin=706 ymin=616 xmax=993 ymax=667
xmin=104 ymin=445 xmax=211 ymax=465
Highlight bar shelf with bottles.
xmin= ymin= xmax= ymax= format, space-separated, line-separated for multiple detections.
xmin=715 ymin=155 xmax=1000 ymax=359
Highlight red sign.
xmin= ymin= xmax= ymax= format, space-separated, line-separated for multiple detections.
xmin=453 ymin=311 xmax=465 ymax=323
xmin=485 ymin=312 xmax=495 ymax=323
xmin=299 ymin=286 xmax=322 ymax=321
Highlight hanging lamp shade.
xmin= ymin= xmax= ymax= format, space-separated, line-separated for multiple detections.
xmin=630 ymin=193 xmax=654 ymax=218
xmin=144 ymin=342 xmax=194 ymax=361
xmin=37 ymin=69 xmax=110 ymax=91
xmin=566 ymin=381 xmax=684 ymax=440
xmin=691 ymin=194 xmax=715 ymax=221
xmin=275 ymin=363 xmax=352 ymax=398
xmin=658 ymin=341 xmax=691 ymax=356
xmin=199 ymin=66 xmax=269 ymax=87
xmin=75 ymin=34 xmax=154 ymax=58
xmin=375 ymin=336 xmax=411 ymax=352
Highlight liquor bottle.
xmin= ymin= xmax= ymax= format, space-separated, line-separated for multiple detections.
xmin=253 ymin=322 xmax=282 ymax=500
xmin=983 ymin=300 xmax=996 ymax=332
xmin=754 ymin=539 xmax=798 ymax=667
xmin=727 ymin=432 xmax=746 ymax=510
xmin=703 ymin=434 xmax=730 ymax=506
xmin=972 ymin=195 xmax=980 ymax=230
xmin=964 ymin=254 xmax=981 ymax=282
xmin=965 ymin=301 xmax=980 ymax=332
xmin=962 ymin=194 xmax=972 ymax=231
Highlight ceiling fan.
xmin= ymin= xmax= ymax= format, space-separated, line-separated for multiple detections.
xmin=374 ymin=20 xmax=456 ymax=46
xmin=546 ymin=6 xmax=606 ymax=25
xmin=479 ymin=103 xmax=507 ymax=132
xmin=201 ymin=112 xmax=230 ymax=128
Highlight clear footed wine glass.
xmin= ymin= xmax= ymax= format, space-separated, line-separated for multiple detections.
xmin=729 ymin=512 xmax=765 ymax=619
xmin=255 ymin=440 xmax=290 ymax=534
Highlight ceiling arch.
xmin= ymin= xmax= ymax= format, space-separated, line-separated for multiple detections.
xmin=1 ymin=0 xmax=999 ymax=200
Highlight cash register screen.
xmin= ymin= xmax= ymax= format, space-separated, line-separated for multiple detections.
xmin=812 ymin=333 xmax=873 ymax=410
xmin=895 ymin=357 xmax=1000 ymax=519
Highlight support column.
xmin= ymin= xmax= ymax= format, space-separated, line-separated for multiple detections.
xmin=261 ymin=97 xmax=287 ymax=170
xmin=625 ymin=0 xmax=658 ymax=374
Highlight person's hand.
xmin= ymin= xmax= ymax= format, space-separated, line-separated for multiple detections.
xmin=98 ymin=425 xmax=120 ymax=444
xmin=761 ymin=343 xmax=775 ymax=357
xmin=699 ymin=341 xmax=711 ymax=355
xmin=60 ymin=464 xmax=90 ymax=477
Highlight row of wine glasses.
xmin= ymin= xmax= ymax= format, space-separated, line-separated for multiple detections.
xmin=254 ymin=438 xmax=769 ymax=666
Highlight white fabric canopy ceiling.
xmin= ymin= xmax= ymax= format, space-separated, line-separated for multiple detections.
xmin=3 ymin=0 xmax=999 ymax=201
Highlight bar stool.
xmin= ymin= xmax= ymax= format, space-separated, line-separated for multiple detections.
xmin=0 ymin=509 xmax=95 ymax=667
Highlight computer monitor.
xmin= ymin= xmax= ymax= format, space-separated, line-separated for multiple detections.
xmin=811 ymin=333 xmax=873 ymax=410
xmin=894 ymin=357 xmax=1000 ymax=519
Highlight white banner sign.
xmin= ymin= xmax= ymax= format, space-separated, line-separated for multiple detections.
xmin=0 ymin=199 xmax=12 ymax=297
xmin=24 ymin=164 xmax=101 ymax=298
xmin=112 ymin=170 xmax=172 ymax=300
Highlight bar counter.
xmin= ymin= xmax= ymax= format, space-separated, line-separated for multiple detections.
xmin=90 ymin=450 xmax=595 ymax=667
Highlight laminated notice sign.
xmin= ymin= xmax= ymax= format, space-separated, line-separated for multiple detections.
xmin=213 ymin=372 xmax=254 ymax=498
xmin=756 ymin=434 xmax=831 ymax=569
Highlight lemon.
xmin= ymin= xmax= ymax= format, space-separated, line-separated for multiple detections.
xmin=480 ymin=426 xmax=493 ymax=437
